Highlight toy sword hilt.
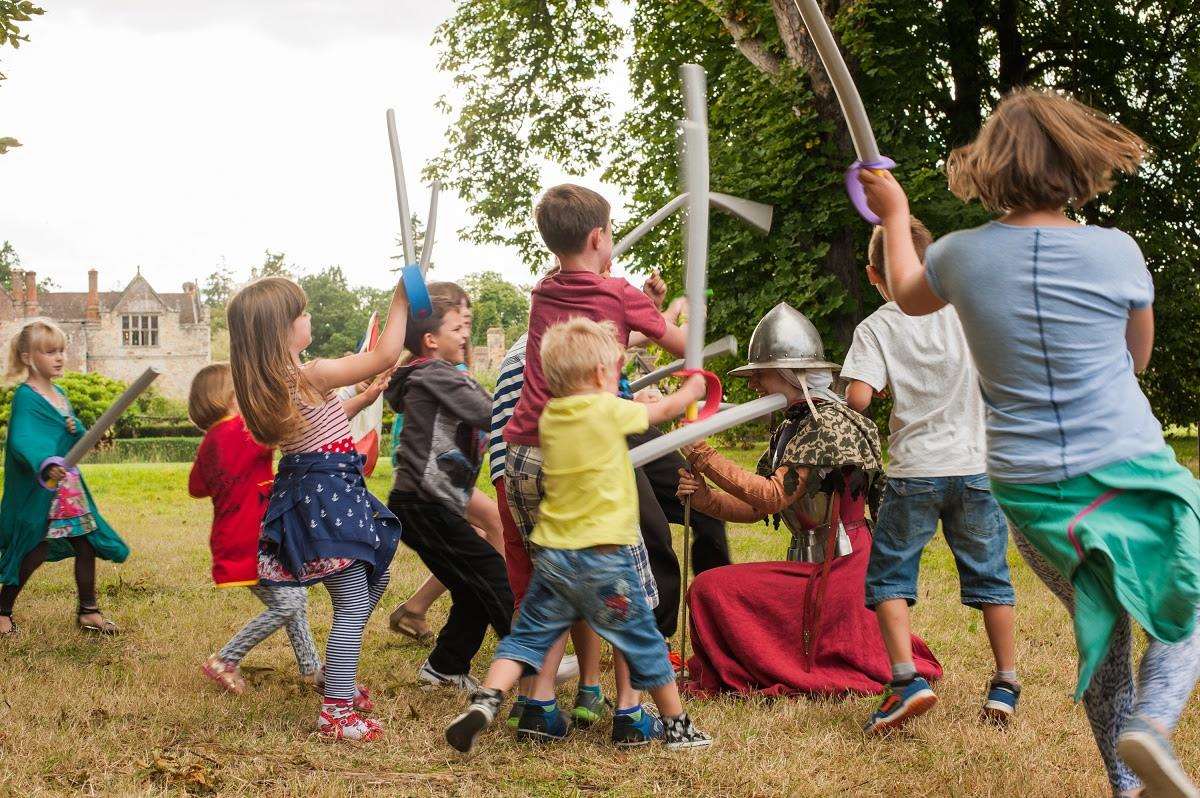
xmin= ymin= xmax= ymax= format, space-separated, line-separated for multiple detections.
xmin=677 ymin=368 xmax=722 ymax=423
xmin=37 ymin=456 xmax=74 ymax=490
xmin=845 ymin=156 xmax=896 ymax=225
xmin=401 ymin=263 xmax=432 ymax=320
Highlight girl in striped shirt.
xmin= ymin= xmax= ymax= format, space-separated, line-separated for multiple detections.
xmin=227 ymin=276 xmax=408 ymax=742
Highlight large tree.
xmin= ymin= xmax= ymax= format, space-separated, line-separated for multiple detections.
xmin=0 ymin=1 xmax=44 ymax=154
xmin=429 ymin=0 xmax=1200 ymax=422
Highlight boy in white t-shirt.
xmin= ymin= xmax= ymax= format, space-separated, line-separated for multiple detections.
xmin=842 ymin=218 xmax=1018 ymax=735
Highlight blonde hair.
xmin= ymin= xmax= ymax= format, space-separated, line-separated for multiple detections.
xmin=540 ymin=317 xmax=623 ymax=398
xmin=946 ymin=88 xmax=1147 ymax=213
xmin=187 ymin=362 xmax=235 ymax=432
xmin=535 ymin=184 xmax=611 ymax=256
xmin=5 ymin=319 xmax=67 ymax=385
xmin=227 ymin=276 xmax=320 ymax=446
xmin=868 ymin=217 xmax=934 ymax=279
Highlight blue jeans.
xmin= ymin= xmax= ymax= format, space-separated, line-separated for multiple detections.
xmin=494 ymin=546 xmax=675 ymax=690
xmin=865 ymin=473 xmax=1015 ymax=609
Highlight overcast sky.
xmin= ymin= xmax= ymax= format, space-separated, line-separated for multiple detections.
xmin=0 ymin=1 xmax=634 ymax=295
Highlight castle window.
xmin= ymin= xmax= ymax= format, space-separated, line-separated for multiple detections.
xmin=122 ymin=314 xmax=159 ymax=347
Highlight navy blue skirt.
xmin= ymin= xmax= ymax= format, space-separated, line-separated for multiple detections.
xmin=259 ymin=451 xmax=401 ymax=587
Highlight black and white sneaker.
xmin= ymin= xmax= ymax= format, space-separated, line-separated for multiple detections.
xmin=663 ymin=712 xmax=713 ymax=750
xmin=445 ymin=688 xmax=504 ymax=755
xmin=418 ymin=659 xmax=481 ymax=692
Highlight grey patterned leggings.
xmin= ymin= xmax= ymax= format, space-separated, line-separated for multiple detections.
xmin=218 ymin=585 xmax=321 ymax=677
xmin=1012 ymin=529 xmax=1200 ymax=796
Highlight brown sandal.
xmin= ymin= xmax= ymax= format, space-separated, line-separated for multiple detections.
xmin=77 ymin=605 xmax=119 ymax=636
xmin=202 ymin=655 xmax=246 ymax=694
xmin=0 ymin=610 xmax=17 ymax=637
xmin=388 ymin=606 xmax=435 ymax=646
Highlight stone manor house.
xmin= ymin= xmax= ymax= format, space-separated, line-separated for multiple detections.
xmin=0 ymin=268 xmax=210 ymax=401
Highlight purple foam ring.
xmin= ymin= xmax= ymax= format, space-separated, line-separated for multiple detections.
xmin=401 ymin=263 xmax=432 ymax=320
xmin=37 ymin=456 xmax=73 ymax=490
xmin=844 ymin=156 xmax=897 ymax=225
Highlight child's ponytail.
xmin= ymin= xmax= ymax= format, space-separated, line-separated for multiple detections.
xmin=4 ymin=319 xmax=67 ymax=386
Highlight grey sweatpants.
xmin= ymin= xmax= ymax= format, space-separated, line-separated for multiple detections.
xmin=218 ymin=585 xmax=321 ymax=676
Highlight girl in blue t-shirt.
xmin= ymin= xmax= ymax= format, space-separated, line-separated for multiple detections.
xmin=860 ymin=89 xmax=1200 ymax=798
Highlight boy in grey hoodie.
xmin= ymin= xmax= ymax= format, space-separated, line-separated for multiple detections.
xmin=386 ymin=282 xmax=513 ymax=690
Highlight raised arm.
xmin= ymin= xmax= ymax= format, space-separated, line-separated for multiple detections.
xmin=306 ymin=282 xmax=409 ymax=393
xmin=858 ymin=170 xmax=947 ymax=316
xmin=686 ymin=441 xmax=809 ymax=516
xmin=678 ymin=469 xmax=768 ymax=523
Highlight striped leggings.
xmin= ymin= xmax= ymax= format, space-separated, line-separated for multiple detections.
xmin=1013 ymin=529 xmax=1200 ymax=795
xmin=322 ymin=562 xmax=390 ymax=700
xmin=219 ymin=585 xmax=321 ymax=676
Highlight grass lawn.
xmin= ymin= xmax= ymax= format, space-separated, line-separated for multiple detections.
xmin=0 ymin=445 xmax=1197 ymax=797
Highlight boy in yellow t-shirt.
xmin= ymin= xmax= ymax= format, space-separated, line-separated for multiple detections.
xmin=445 ymin=317 xmax=712 ymax=754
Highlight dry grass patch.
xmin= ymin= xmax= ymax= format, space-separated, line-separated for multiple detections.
xmin=0 ymin=459 xmax=1197 ymax=796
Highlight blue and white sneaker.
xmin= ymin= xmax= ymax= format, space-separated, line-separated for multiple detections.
xmin=1117 ymin=714 xmax=1200 ymax=798
xmin=611 ymin=705 xmax=664 ymax=748
xmin=515 ymin=701 xmax=570 ymax=743
xmin=981 ymin=679 xmax=1020 ymax=725
xmin=863 ymin=676 xmax=937 ymax=735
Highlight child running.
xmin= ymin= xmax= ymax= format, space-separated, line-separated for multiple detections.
xmin=386 ymin=282 xmax=514 ymax=691
xmin=446 ymin=316 xmax=712 ymax=754
xmin=189 ymin=362 xmax=379 ymax=709
xmin=842 ymin=218 xmax=1019 ymax=733
xmin=227 ymin=276 xmax=406 ymax=742
xmin=861 ymin=88 xmax=1200 ymax=798
xmin=0 ymin=320 xmax=128 ymax=636
xmin=501 ymin=184 xmax=689 ymax=744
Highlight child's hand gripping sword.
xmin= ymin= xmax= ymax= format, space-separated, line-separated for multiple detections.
xmin=791 ymin=0 xmax=894 ymax=224
xmin=38 ymin=367 xmax=162 ymax=490
xmin=386 ymin=108 xmax=437 ymax=319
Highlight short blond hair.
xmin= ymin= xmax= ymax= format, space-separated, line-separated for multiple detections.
xmin=540 ymin=317 xmax=624 ymax=398
xmin=188 ymin=362 xmax=235 ymax=432
xmin=4 ymin=319 xmax=67 ymax=385
xmin=946 ymin=88 xmax=1147 ymax=212
xmin=868 ymin=217 xmax=933 ymax=279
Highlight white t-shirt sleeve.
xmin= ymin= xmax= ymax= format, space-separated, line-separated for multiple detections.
xmin=840 ymin=320 xmax=888 ymax=392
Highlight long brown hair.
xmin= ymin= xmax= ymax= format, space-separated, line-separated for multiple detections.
xmin=227 ymin=277 xmax=320 ymax=446
xmin=946 ymin=88 xmax=1147 ymax=213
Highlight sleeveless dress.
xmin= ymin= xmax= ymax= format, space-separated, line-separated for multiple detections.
xmin=257 ymin=387 xmax=400 ymax=587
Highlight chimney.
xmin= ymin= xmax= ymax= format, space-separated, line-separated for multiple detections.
xmin=24 ymin=271 xmax=38 ymax=316
xmin=86 ymin=269 xmax=100 ymax=322
xmin=10 ymin=268 xmax=24 ymax=305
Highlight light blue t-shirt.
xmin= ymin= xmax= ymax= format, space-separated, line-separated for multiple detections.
xmin=925 ymin=221 xmax=1162 ymax=484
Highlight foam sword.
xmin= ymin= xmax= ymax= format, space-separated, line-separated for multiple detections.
xmin=386 ymin=108 xmax=436 ymax=319
xmin=38 ymin=367 xmax=162 ymax=489
xmin=791 ymin=0 xmax=894 ymax=224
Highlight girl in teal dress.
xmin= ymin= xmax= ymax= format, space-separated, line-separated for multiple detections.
xmin=0 ymin=320 xmax=128 ymax=635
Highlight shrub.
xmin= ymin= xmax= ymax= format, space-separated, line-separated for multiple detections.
xmin=83 ymin=437 xmax=202 ymax=464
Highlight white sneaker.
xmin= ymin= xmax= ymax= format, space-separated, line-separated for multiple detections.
xmin=418 ymin=659 xmax=481 ymax=692
xmin=555 ymin=654 xmax=580 ymax=686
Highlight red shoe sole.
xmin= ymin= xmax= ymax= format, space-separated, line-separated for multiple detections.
xmin=867 ymin=693 xmax=938 ymax=735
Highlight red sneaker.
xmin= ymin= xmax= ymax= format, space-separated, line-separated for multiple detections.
xmin=668 ymin=650 xmax=685 ymax=674
xmin=318 ymin=700 xmax=383 ymax=742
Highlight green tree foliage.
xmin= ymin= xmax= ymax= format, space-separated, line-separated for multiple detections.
xmin=431 ymin=0 xmax=1200 ymax=423
xmin=0 ymin=373 xmax=191 ymax=440
xmin=298 ymin=266 xmax=374 ymax=358
xmin=461 ymin=270 xmax=529 ymax=346
xmin=1 ymin=0 xmax=44 ymax=154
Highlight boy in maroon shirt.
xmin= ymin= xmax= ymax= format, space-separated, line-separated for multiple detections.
xmin=501 ymin=183 xmax=688 ymax=745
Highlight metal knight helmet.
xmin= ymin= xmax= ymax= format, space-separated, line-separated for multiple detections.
xmin=727 ymin=302 xmax=841 ymax=376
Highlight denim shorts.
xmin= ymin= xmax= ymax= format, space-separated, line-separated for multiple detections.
xmin=493 ymin=546 xmax=675 ymax=690
xmin=865 ymin=473 xmax=1015 ymax=609
xmin=504 ymin=443 xmax=658 ymax=609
